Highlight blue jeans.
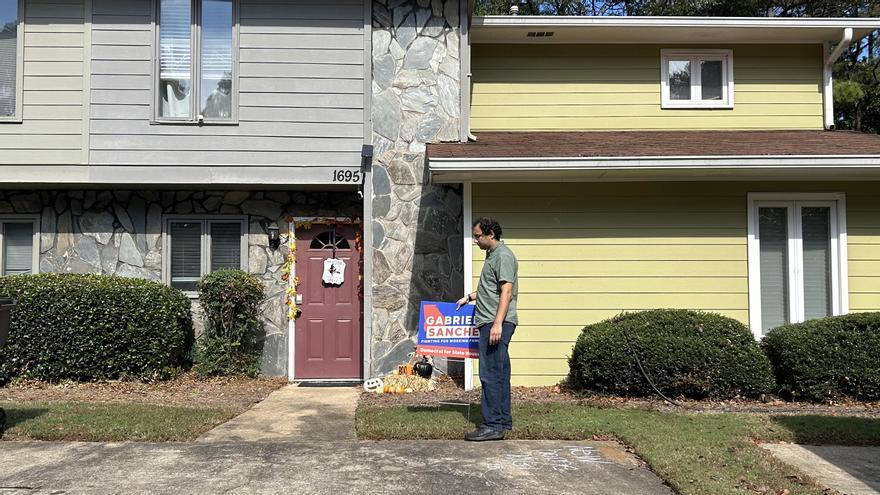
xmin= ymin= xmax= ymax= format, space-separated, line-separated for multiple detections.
xmin=478 ymin=321 xmax=516 ymax=432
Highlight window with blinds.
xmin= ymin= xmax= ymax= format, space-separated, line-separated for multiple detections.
xmin=0 ymin=220 xmax=35 ymax=276
xmin=750 ymin=197 xmax=842 ymax=336
xmin=157 ymin=0 xmax=234 ymax=121
xmin=0 ymin=0 xmax=21 ymax=118
xmin=167 ymin=217 xmax=244 ymax=293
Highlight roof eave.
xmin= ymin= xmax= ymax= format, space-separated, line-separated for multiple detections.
xmin=429 ymin=154 xmax=880 ymax=183
xmin=472 ymin=16 xmax=880 ymax=44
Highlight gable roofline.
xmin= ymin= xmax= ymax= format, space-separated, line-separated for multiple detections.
xmin=472 ymin=15 xmax=880 ymax=44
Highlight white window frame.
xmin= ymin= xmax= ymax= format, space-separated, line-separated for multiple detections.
xmin=661 ymin=49 xmax=734 ymax=109
xmin=747 ymin=193 xmax=849 ymax=339
xmin=151 ymin=0 xmax=240 ymax=125
xmin=161 ymin=215 xmax=248 ymax=296
xmin=0 ymin=215 xmax=40 ymax=276
xmin=0 ymin=0 xmax=25 ymax=123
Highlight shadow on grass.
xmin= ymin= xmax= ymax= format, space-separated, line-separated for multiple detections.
xmin=771 ymin=415 xmax=880 ymax=447
xmin=406 ymin=404 xmax=482 ymax=428
xmin=0 ymin=406 xmax=48 ymax=434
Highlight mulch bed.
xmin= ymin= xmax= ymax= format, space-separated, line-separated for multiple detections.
xmin=359 ymin=377 xmax=880 ymax=417
xmin=0 ymin=373 xmax=288 ymax=411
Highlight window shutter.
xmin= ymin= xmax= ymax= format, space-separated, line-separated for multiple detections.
xmin=758 ymin=207 xmax=789 ymax=332
xmin=2 ymin=222 xmax=33 ymax=275
xmin=170 ymin=221 xmax=202 ymax=291
xmin=0 ymin=4 xmax=18 ymax=117
xmin=210 ymin=221 xmax=241 ymax=271
xmin=801 ymin=207 xmax=832 ymax=320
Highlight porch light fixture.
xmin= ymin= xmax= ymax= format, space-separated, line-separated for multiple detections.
xmin=267 ymin=223 xmax=281 ymax=250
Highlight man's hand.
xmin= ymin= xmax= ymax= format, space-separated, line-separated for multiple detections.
xmin=489 ymin=322 xmax=502 ymax=346
xmin=456 ymin=294 xmax=470 ymax=310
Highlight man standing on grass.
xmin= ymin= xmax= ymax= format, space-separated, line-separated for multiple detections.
xmin=457 ymin=217 xmax=518 ymax=442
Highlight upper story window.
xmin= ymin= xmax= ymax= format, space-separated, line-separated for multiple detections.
xmin=156 ymin=0 xmax=237 ymax=123
xmin=163 ymin=216 xmax=247 ymax=294
xmin=0 ymin=217 xmax=37 ymax=276
xmin=661 ymin=49 xmax=734 ymax=109
xmin=0 ymin=0 xmax=23 ymax=121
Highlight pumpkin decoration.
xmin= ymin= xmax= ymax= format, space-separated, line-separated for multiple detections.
xmin=413 ymin=356 xmax=433 ymax=379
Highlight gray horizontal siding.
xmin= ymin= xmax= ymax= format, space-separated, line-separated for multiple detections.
xmin=89 ymin=0 xmax=366 ymax=170
xmin=0 ymin=0 xmax=85 ymax=167
xmin=90 ymin=150 xmax=358 ymax=166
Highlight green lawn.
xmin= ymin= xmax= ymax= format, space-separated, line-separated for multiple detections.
xmin=357 ymin=404 xmax=880 ymax=495
xmin=1 ymin=401 xmax=237 ymax=442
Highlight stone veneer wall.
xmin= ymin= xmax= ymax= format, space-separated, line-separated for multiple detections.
xmin=370 ymin=0 xmax=464 ymax=375
xmin=0 ymin=189 xmax=360 ymax=376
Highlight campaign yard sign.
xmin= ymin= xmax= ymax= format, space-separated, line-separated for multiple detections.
xmin=416 ymin=301 xmax=479 ymax=359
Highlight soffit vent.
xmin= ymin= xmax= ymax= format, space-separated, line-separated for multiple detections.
xmin=526 ymin=31 xmax=555 ymax=38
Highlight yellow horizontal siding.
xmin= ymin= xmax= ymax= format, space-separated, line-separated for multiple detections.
xmin=471 ymin=44 xmax=823 ymax=131
xmin=472 ymin=181 xmax=880 ymax=387
xmin=846 ymin=195 xmax=880 ymax=312
xmin=511 ymin=376 xmax=566 ymax=387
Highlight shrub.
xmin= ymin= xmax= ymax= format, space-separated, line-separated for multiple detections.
xmin=0 ymin=273 xmax=192 ymax=382
xmin=763 ymin=313 xmax=880 ymax=401
xmin=194 ymin=269 xmax=264 ymax=377
xmin=568 ymin=309 xmax=774 ymax=399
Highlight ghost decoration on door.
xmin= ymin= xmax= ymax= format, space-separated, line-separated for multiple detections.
xmin=323 ymin=257 xmax=346 ymax=285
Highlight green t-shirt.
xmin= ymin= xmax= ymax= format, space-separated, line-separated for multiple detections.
xmin=474 ymin=241 xmax=519 ymax=327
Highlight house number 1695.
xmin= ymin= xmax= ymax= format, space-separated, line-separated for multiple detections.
xmin=333 ymin=170 xmax=361 ymax=183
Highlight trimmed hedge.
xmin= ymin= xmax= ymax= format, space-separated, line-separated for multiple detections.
xmin=194 ymin=269 xmax=264 ymax=377
xmin=568 ymin=309 xmax=774 ymax=399
xmin=0 ymin=273 xmax=192 ymax=382
xmin=763 ymin=313 xmax=880 ymax=401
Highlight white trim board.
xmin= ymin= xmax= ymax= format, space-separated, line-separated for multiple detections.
xmin=471 ymin=16 xmax=880 ymax=45
xmin=474 ymin=16 xmax=880 ymax=29
xmin=462 ymin=182 xmax=474 ymax=391
xmin=430 ymin=155 xmax=880 ymax=170
xmin=429 ymin=155 xmax=880 ymax=183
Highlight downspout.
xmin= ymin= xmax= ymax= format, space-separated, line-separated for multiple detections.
xmin=824 ymin=27 xmax=853 ymax=130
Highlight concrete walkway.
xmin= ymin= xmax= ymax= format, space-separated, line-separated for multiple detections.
xmin=0 ymin=440 xmax=673 ymax=494
xmin=196 ymin=384 xmax=359 ymax=442
xmin=0 ymin=384 xmax=673 ymax=494
xmin=762 ymin=444 xmax=880 ymax=495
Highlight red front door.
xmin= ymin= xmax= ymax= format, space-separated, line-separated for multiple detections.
xmin=294 ymin=223 xmax=362 ymax=379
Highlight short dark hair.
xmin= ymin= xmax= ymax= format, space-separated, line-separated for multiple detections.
xmin=473 ymin=217 xmax=502 ymax=240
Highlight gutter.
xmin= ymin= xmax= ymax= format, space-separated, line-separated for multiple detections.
xmin=429 ymin=154 xmax=880 ymax=171
xmin=473 ymin=16 xmax=880 ymax=29
xmin=824 ymin=27 xmax=854 ymax=130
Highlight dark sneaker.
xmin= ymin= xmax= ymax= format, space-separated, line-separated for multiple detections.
xmin=465 ymin=426 xmax=505 ymax=441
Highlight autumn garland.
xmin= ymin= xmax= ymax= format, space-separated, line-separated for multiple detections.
xmin=281 ymin=216 xmax=363 ymax=321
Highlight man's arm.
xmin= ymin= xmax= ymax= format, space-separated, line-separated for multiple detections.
xmin=489 ymin=281 xmax=513 ymax=345
xmin=456 ymin=291 xmax=477 ymax=309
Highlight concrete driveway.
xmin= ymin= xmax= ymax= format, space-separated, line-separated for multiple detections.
xmin=0 ymin=440 xmax=672 ymax=494
xmin=762 ymin=444 xmax=880 ymax=495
